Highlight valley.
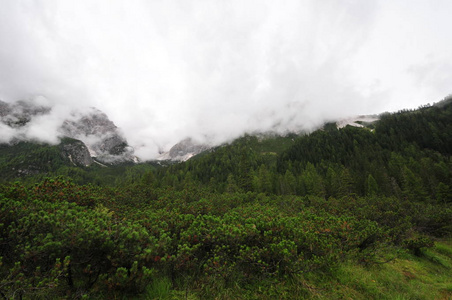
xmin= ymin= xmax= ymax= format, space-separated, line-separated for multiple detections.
xmin=0 ymin=98 xmax=451 ymax=299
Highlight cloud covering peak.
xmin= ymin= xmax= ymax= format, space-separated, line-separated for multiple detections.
xmin=1 ymin=1 xmax=451 ymax=159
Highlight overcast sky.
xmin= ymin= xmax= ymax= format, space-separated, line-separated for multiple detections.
xmin=1 ymin=1 xmax=452 ymax=159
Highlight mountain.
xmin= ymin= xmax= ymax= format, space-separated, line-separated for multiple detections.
xmin=0 ymin=99 xmax=51 ymax=128
xmin=335 ymin=115 xmax=379 ymax=129
xmin=158 ymin=138 xmax=211 ymax=161
xmin=59 ymin=107 xmax=136 ymax=164
xmin=59 ymin=138 xmax=94 ymax=167
xmin=0 ymin=98 xmax=391 ymax=183
xmin=0 ymin=99 xmax=136 ymax=166
xmin=156 ymin=115 xmax=381 ymax=162
xmin=1 ymin=97 xmax=451 ymax=187
xmin=151 ymin=97 xmax=451 ymax=198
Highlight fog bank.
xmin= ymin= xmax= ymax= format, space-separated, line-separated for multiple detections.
xmin=1 ymin=1 xmax=451 ymax=159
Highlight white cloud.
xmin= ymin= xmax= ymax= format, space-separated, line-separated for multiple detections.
xmin=1 ymin=0 xmax=451 ymax=160
xmin=0 ymin=123 xmax=17 ymax=144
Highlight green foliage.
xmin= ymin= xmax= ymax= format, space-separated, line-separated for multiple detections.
xmin=0 ymin=142 xmax=67 ymax=183
xmin=403 ymin=236 xmax=434 ymax=256
xmin=0 ymin=180 xmax=159 ymax=297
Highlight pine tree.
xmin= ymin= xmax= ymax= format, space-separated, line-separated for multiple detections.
xmin=366 ymin=174 xmax=380 ymax=196
xmin=226 ymin=174 xmax=239 ymax=193
xmin=257 ymin=164 xmax=273 ymax=194
xmin=402 ymin=166 xmax=428 ymax=201
xmin=238 ymin=150 xmax=253 ymax=192
xmin=338 ymin=168 xmax=355 ymax=198
xmin=435 ymin=182 xmax=451 ymax=203
xmin=301 ymin=163 xmax=325 ymax=197
xmin=284 ymin=170 xmax=297 ymax=195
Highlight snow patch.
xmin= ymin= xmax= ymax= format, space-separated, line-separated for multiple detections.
xmin=336 ymin=115 xmax=379 ymax=129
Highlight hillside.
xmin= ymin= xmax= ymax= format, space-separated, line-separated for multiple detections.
xmin=0 ymin=99 xmax=451 ymax=299
xmin=153 ymin=99 xmax=451 ymax=202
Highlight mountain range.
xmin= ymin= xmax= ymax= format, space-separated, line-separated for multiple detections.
xmin=0 ymin=98 xmax=382 ymax=164
xmin=1 ymin=96 xmax=451 ymax=185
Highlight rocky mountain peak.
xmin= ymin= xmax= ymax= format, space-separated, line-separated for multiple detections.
xmin=0 ymin=100 xmax=11 ymax=117
xmin=61 ymin=108 xmax=117 ymax=136
xmin=59 ymin=107 xmax=135 ymax=163
xmin=0 ymin=99 xmax=51 ymax=128
xmin=159 ymin=138 xmax=210 ymax=161
xmin=0 ymin=99 xmax=136 ymax=165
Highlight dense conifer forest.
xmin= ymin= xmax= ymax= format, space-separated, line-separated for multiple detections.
xmin=1 ymin=99 xmax=451 ymax=299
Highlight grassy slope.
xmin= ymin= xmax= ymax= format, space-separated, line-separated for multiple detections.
xmin=140 ymin=241 xmax=452 ymax=299
xmin=325 ymin=240 xmax=452 ymax=300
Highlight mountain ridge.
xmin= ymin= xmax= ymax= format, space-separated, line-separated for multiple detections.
xmin=1 ymin=96 xmax=451 ymax=184
xmin=0 ymin=99 xmax=136 ymax=165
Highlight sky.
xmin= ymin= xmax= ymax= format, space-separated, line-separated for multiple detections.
xmin=1 ymin=0 xmax=452 ymax=159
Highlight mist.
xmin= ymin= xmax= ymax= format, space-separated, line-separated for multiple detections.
xmin=1 ymin=1 xmax=452 ymax=160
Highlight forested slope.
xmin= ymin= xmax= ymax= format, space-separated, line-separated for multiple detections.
xmin=156 ymin=99 xmax=452 ymax=203
xmin=0 ymin=139 xmax=157 ymax=186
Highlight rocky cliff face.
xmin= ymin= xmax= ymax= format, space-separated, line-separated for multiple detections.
xmin=0 ymin=99 xmax=136 ymax=165
xmin=0 ymin=100 xmax=51 ymax=128
xmin=1 ymin=99 xmax=213 ymax=165
xmin=158 ymin=138 xmax=210 ymax=161
xmin=60 ymin=107 xmax=135 ymax=163
xmin=60 ymin=138 xmax=94 ymax=167
xmin=0 ymin=100 xmax=11 ymax=117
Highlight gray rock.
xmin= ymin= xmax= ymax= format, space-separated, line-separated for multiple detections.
xmin=1 ymin=100 xmax=137 ymax=165
xmin=0 ymin=100 xmax=11 ymax=117
xmin=60 ymin=138 xmax=94 ymax=167
xmin=0 ymin=99 xmax=51 ymax=127
xmin=59 ymin=107 xmax=135 ymax=164
xmin=161 ymin=138 xmax=210 ymax=161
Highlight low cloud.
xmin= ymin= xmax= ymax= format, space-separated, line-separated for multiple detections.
xmin=0 ymin=97 xmax=71 ymax=144
xmin=1 ymin=1 xmax=452 ymax=160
